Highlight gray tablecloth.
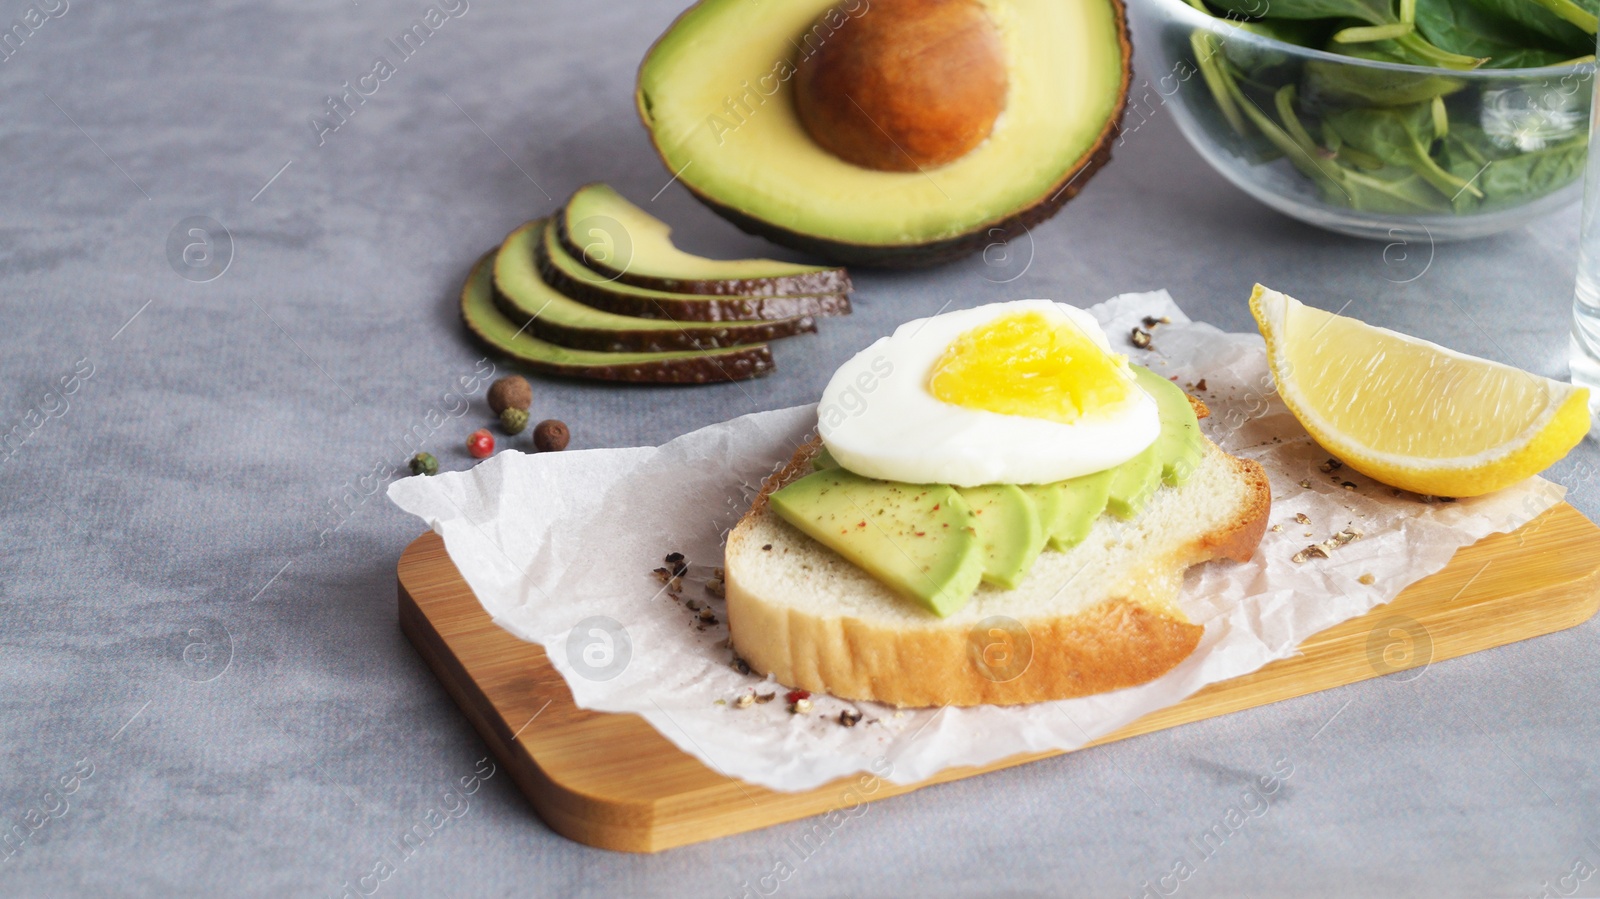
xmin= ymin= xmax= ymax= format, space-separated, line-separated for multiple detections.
xmin=3 ymin=1 xmax=1598 ymax=896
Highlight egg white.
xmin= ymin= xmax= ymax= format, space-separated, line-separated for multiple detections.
xmin=817 ymin=300 xmax=1160 ymax=487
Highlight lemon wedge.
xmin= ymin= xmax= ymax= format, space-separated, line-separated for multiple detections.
xmin=1250 ymin=284 xmax=1590 ymax=497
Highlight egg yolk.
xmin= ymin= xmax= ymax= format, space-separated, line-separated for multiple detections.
xmin=927 ymin=311 xmax=1133 ymax=423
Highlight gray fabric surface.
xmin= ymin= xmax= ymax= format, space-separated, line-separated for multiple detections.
xmin=3 ymin=1 xmax=1598 ymax=896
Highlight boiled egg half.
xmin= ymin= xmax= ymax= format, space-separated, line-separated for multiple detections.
xmin=818 ymin=300 xmax=1159 ymax=486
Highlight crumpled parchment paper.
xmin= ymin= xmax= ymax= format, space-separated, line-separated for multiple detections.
xmin=389 ymin=291 xmax=1563 ymax=792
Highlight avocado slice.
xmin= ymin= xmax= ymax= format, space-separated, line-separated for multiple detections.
xmin=1010 ymin=366 xmax=1207 ymax=538
xmin=813 ymin=445 xmax=840 ymax=470
xmin=636 ymin=0 xmax=1132 ymax=267
xmin=1043 ymin=470 xmax=1116 ymax=550
xmin=460 ymin=253 xmax=775 ymax=384
xmin=493 ymin=220 xmax=817 ymax=353
xmin=1133 ymin=366 xmax=1207 ymax=487
xmin=559 ymin=183 xmax=852 ymax=297
xmin=772 ymin=365 xmax=1209 ymax=607
xmin=539 ymin=217 xmax=849 ymax=324
xmin=957 ymin=484 xmax=1045 ymax=590
xmin=1106 ymin=444 xmax=1162 ymax=520
xmin=1106 ymin=367 xmax=1205 ymax=518
xmin=769 ymin=468 xmax=983 ymax=617
xmin=1024 ymin=482 xmax=1062 ymax=543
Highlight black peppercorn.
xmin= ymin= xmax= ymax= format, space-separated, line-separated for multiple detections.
xmin=533 ymin=419 xmax=569 ymax=452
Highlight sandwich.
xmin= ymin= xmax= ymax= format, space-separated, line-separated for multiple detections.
xmin=725 ymin=300 xmax=1270 ymax=707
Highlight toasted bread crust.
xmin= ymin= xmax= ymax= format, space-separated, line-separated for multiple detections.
xmin=1199 ymin=452 xmax=1271 ymax=564
xmin=725 ymin=411 xmax=1270 ymax=707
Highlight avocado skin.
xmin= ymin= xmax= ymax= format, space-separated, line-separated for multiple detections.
xmin=460 ymin=253 xmax=778 ymax=384
xmin=636 ymin=0 xmax=1134 ymax=269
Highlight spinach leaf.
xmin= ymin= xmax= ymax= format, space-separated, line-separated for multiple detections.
xmin=1237 ymin=17 xmax=1336 ymax=43
xmin=1324 ymin=103 xmax=1485 ymax=199
xmin=1221 ymin=58 xmax=1348 ymax=182
xmin=1304 ymin=41 xmax=1468 ymax=105
xmin=1181 ymin=0 xmax=1590 ymax=217
xmin=1206 ymin=0 xmax=1393 ymax=23
xmin=1220 ymin=18 xmax=1338 ymax=77
xmin=1459 ymin=0 xmax=1594 ymax=55
xmin=1192 ymin=31 xmax=1250 ymax=135
xmin=1417 ymin=0 xmax=1591 ymax=65
xmin=1224 ymin=72 xmax=1453 ymax=212
xmin=1321 ymin=121 xmax=1391 ymax=167
xmin=1205 ymin=0 xmax=1485 ymax=65
xmin=1439 ymin=125 xmax=1587 ymax=209
xmin=1479 ymin=136 xmax=1585 ymax=197
xmin=1330 ymin=162 xmax=1456 ymax=212
xmin=1392 ymin=30 xmax=1491 ymax=67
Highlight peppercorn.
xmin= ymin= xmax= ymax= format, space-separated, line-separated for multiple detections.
xmin=500 ymin=407 xmax=529 ymax=435
xmin=486 ymin=376 xmax=531 ymax=415
xmin=409 ymin=452 xmax=438 ymax=476
xmin=466 ymin=428 xmax=495 ymax=459
xmin=533 ymin=419 xmax=569 ymax=452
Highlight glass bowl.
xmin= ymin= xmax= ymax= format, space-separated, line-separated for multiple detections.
xmin=1129 ymin=0 xmax=1595 ymax=240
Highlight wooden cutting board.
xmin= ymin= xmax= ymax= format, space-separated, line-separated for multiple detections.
xmin=398 ymin=503 xmax=1600 ymax=853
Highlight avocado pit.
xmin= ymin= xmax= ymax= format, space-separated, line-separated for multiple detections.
xmin=793 ymin=0 xmax=1008 ymax=172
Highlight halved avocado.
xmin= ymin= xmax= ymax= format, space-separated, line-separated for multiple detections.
xmin=460 ymin=253 xmax=775 ymax=384
xmin=494 ymin=220 xmax=817 ymax=352
xmin=559 ymin=183 xmax=852 ymax=296
xmin=636 ymin=0 xmax=1133 ymax=267
xmin=538 ymin=217 xmax=850 ymax=323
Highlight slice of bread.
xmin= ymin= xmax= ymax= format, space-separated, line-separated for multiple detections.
xmin=724 ymin=410 xmax=1270 ymax=707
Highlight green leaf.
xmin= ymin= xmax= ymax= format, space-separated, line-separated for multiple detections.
xmin=1480 ymin=137 xmax=1586 ymax=197
xmin=1324 ymin=103 xmax=1485 ymax=199
xmin=1331 ymin=163 xmax=1457 ymax=212
xmin=1440 ymin=126 xmax=1587 ymax=209
xmin=1204 ymin=0 xmax=1485 ymax=64
xmin=1392 ymin=30 xmax=1491 ymax=66
xmin=1303 ymin=41 xmax=1468 ymax=105
xmin=1526 ymin=0 xmax=1598 ymax=34
xmin=1224 ymin=59 xmax=1343 ymax=178
xmin=1192 ymin=31 xmax=1249 ymax=135
xmin=1333 ymin=22 xmax=1416 ymax=42
xmin=1235 ymin=17 xmax=1337 ymax=44
xmin=1275 ymin=84 xmax=1326 ymax=152
xmin=1220 ymin=66 xmax=1451 ymax=212
xmin=1182 ymin=0 xmax=1591 ymax=217
xmin=1206 ymin=0 xmax=1394 ymax=23
xmin=1458 ymin=0 xmax=1594 ymax=53
xmin=1416 ymin=0 xmax=1591 ymax=65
